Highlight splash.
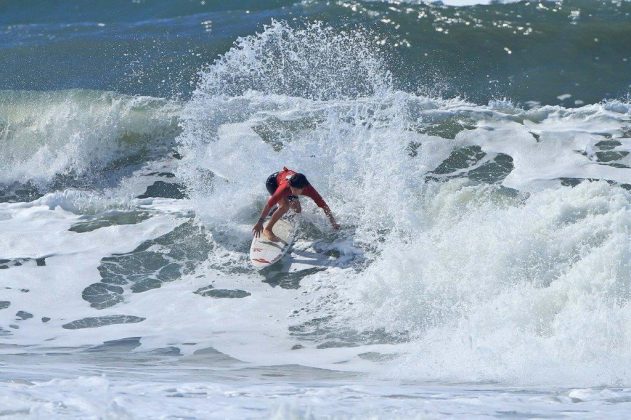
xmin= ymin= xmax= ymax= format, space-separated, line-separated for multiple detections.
xmin=195 ymin=20 xmax=392 ymax=101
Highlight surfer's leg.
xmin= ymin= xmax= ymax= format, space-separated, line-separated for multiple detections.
xmin=263 ymin=198 xmax=289 ymax=241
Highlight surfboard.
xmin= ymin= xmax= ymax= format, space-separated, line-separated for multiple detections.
xmin=250 ymin=215 xmax=299 ymax=269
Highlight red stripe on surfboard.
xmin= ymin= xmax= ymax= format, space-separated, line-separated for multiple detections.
xmin=252 ymin=258 xmax=271 ymax=264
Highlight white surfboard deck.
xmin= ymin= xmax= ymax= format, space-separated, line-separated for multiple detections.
xmin=250 ymin=215 xmax=299 ymax=269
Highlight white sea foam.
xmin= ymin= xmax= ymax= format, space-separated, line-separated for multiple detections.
xmin=3 ymin=374 xmax=631 ymax=419
xmin=328 ymin=181 xmax=631 ymax=385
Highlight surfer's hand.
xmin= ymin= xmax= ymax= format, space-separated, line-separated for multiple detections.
xmin=332 ymin=222 xmax=341 ymax=230
xmin=252 ymin=222 xmax=264 ymax=237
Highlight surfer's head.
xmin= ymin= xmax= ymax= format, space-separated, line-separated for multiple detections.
xmin=289 ymin=173 xmax=309 ymax=194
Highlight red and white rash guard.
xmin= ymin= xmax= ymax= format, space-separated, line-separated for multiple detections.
xmin=267 ymin=167 xmax=328 ymax=209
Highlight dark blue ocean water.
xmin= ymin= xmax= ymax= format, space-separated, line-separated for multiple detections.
xmin=1 ymin=0 xmax=630 ymax=104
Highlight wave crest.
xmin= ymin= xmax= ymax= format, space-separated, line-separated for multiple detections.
xmin=0 ymin=89 xmax=180 ymax=186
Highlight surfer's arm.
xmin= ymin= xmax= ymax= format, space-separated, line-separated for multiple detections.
xmin=253 ymin=186 xmax=288 ymax=236
xmin=322 ymin=205 xmax=340 ymax=230
xmin=304 ymin=186 xmax=340 ymax=230
xmin=252 ymin=203 xmax=272 ymax=237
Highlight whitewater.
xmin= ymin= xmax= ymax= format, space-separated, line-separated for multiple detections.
xmin=2 ymin=1 xmax=631 ymax=418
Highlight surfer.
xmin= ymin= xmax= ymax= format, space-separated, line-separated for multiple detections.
xmin=252 ymin=167 xmax=340 ymax=241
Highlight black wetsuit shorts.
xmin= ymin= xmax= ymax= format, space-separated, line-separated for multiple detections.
xmin=265 ymin=172 xmax=298 ymax=201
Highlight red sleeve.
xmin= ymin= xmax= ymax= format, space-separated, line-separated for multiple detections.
xmin=267 ymin=184 xmax=289 ymax=207
xmin=303 ymin=185 xmax=328 ymax=209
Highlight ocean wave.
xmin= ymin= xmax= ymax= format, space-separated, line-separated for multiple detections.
xmin=3 ymin=16 xmax=631 ymax=388
xmin=0 ymin=89 xmax=181 ymax=186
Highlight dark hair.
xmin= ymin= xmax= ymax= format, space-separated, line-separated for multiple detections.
xmin=289 ymin=173 xmax=309 ymax=189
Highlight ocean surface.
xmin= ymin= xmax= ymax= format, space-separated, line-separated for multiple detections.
xmin=2 ymin=0 xmax=631 ymax=418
